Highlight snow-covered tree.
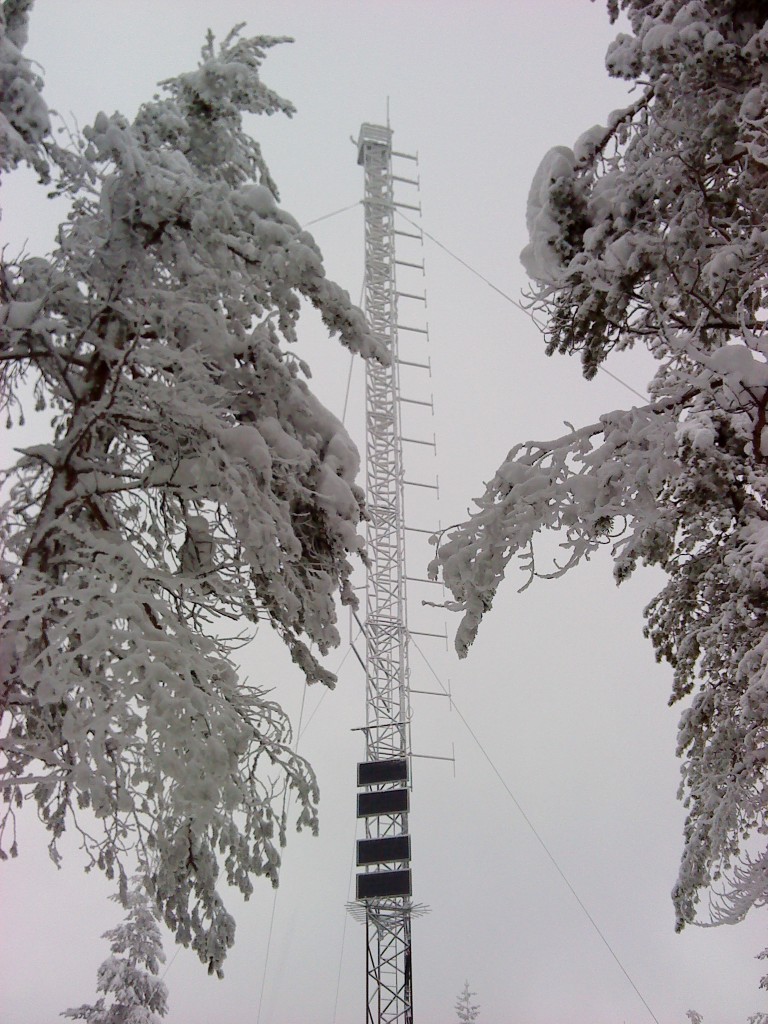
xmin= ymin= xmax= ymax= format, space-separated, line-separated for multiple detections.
xmin=0 ymin=5 xmax=383 ymax=974
xmin=432 ymin=0 xmax=768 ymax=956
xmin=455 ymin=980 xmax=480 ymax=1024
xmin=0 ymin=0 xmax=52 ymax=180
xmin=63 ymin=877 xmax=169 ymax=1024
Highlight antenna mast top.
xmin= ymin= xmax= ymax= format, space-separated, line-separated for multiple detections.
xmin=357 ymin=123 xmax=393 ymax=165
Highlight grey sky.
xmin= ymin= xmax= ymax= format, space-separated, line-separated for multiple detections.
xmin=1 ymin=2 xmax=762 ymax=1022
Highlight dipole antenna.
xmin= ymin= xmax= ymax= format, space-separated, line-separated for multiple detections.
xmin=353 ymin=122 xmax=416 ymax=1024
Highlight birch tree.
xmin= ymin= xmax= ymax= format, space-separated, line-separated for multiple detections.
xmin=0 ymin=3 xmax=382 ymax=973
xmin=432 ymin=0 xmax=768 ymax=959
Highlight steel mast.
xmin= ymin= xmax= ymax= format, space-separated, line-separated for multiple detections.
xmin=354 ymin=122 xmax=414 ymax=1024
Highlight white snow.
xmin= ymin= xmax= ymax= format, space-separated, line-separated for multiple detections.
xmin=642 ymin=23 xmax=678 ymax=53
xmin=235 ymin=183 xmax=277 ymax=216
xmin=520 ymin=146 xmax=576 ymax=285
xmin=221 ymin=424 xmax=273 ymax=477
xmin=2 ymin=298 xmax=44 ymax=329
xmin=709 ymin=344 xmax=768 ymax=390
xmin=573 ymin=124 xmax=607 ymax=163
xmin=257 ymin=416 xmax=307 ymax=462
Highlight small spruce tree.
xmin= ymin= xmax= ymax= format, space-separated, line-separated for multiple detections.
xmin=455 ymin=980 xmax=480 ymax=1024
xmin=62 ymin=878 xmax=168 ymax=1024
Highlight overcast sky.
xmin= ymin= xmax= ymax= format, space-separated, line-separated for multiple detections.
xmin=1 ymin=2 xmax=763 ymax=1022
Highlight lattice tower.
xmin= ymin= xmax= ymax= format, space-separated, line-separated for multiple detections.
xmin=355 ymin=122 xmax=414 ymax=1024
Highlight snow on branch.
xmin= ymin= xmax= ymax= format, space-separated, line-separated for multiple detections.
xmin=0 ymin=1 xmax=52 ymax=180
xmin=1 ymin=24 xmax=377 ymax=973
xmin=431 ymin=393 xmax=684 ymax=656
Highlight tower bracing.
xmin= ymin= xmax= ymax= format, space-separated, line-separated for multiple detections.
xmin=355 ymin=122 xmax=414 ymax=1024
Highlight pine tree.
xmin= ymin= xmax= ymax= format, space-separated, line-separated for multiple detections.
xmin=432 ymin=0 xmax=768 ymax=972
xmin=0 ymin=4 xmax=383 ymax=973
xmin=455 ymin=980 xmax=480 ymax=1024
xmin=63 ymin=879 xmax=169 ymax=1024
